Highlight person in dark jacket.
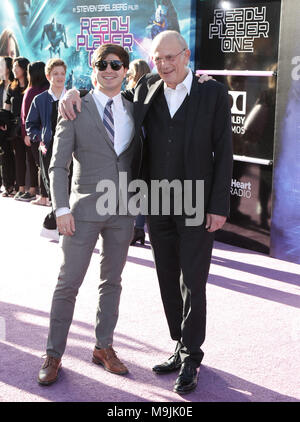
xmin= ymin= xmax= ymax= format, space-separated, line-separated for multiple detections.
xmin=135 ymin=32 xmax=232 ymax=394
xmin=1 ymin=56 xmax=31 ymax=200
xmin=26 ymin=58 xmax=68 ymax=234
xmin=20 ymin=61 xmax=49 ymax=202
xmin=26 ymin=58 xmax=67 ymax=206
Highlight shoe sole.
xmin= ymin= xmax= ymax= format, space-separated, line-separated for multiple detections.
xmin=173 ymin=385 xmax=197 ymax=395
xmin=92 ymin=356 xmax=128 ymax=375
xmin=37 ymin=364 xmax=62 ymax=386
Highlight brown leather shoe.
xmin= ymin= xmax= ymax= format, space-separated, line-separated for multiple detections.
xmin=92 ymin=346 xmax=128 ymax=375
xmin=37 ymin=355 xmax=62 ymax=386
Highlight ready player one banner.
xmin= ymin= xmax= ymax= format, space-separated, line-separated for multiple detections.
xmin=0 ymin=0 xmax=196 ymax=89
xmin=209 ymin=6 xmax=270 ymax=54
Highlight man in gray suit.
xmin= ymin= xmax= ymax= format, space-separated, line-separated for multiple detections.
xmin=37 ymin=44 xmax=141 ymax=385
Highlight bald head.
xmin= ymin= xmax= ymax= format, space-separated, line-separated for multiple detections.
xmin=150 ymin=30 xmax=191 ymax=89
xmin=151 ymin=30 xmax=188 ymax=55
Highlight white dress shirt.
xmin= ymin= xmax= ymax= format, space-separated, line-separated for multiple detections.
xmin=92 ymin=89 xmax=134 ymax=156
xmin=164 ymin=68 xmax=193 ymax=118
xmin=56 ymin=89 xmax=134 ymax=218
xmin=49 ymin=87 xmax=67 ymax=101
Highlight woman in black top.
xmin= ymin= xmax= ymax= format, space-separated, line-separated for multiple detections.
xmin=3 ymin=56 xmax=37 ymax=200
xmin=0 ymin=56 xmax=15 ymax=196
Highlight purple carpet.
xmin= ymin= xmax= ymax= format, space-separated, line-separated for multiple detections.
xmin=0 ymin=195 xmax=299 ymax=402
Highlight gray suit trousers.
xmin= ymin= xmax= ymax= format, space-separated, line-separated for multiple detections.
xmin=46 ymin=215 xmax=134 ymax=358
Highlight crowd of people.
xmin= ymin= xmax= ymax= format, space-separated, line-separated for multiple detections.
xmin=0 ymin=56 xmax=58 ymax=202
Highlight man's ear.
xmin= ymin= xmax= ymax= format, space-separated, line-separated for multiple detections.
xmin=185 ymin=49 xmax=191 ymax=63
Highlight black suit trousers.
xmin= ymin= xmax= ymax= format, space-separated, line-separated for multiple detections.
xmin=147 ymin=214 xmax=214 ymax=366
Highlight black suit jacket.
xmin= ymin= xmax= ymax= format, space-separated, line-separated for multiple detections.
xmin=130 ymin=72 xmax=233 ymax=217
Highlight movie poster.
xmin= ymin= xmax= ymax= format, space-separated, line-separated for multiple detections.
xmin=270 ymin=0 xmax=300 ymax=265
xmin=0 ymin=0 xmax=196 ymax=90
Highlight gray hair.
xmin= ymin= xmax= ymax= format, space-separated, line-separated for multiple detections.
xmin=150 ymin=30 xmax=188 ymax=55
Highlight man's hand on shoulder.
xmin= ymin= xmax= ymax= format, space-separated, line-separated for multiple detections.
xmin=196 ymin=74 xmax=214 ymax=84
xmin=59 ymin=88 xmax=81 ymax=120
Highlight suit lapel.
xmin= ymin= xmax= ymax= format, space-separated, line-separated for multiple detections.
xmin=122 ymin=95 xmax=133 ymax=117
xmin=144 ymin=78 xmax=164 ymax=106
xmin=135 ymin=78 xmax=164 ymax=128
xmin=121 ymin=96 xmax=135 ymax=147
xmin=83 ymin=91 xmax=115 ymax=153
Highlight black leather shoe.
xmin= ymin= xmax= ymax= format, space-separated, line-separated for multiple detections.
xmin=152 ymin=354 xmax=182 ymax=374
xmin=173 ymin=362 xmax=199 ymax=394
xmin=130 ymin=227 xmax=145 ymax=245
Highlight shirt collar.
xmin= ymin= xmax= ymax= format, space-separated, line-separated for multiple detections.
xmin=48 ymin=87 xmax=66 ymax=101
xmin=164 ymin=68 xmax=193 ymax=95
xmin=93 ymin=88 xmax=123 ymax=109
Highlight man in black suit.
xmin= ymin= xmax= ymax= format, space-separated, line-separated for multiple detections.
xmin=135 ymin=30 xmax=232 ymax=394
xmin=60 ymin=31 xmax=232 ymax=394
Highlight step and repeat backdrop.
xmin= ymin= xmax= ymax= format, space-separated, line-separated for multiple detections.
xmin=195 ymin=0 xmax=300 ymax=265
xmin=195 ymin=0 xmax=281 ymax=255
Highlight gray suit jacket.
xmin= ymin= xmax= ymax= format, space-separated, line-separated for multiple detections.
xmin=49 ymin=90 xmax=135 ymax=221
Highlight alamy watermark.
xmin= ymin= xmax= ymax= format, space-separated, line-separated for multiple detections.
xmin=95 ymin=172 xmax=204 ymax=226
xmin=291 ymin=56 xmax=300 ymax=81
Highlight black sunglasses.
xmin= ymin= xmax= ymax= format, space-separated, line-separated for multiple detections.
xmin=95 ymin=59 xmax=124 ymax=71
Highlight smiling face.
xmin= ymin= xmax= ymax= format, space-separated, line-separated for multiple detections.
xmin=152 ymin=34 xmax=190 ymax=89
xmin=46 ymin=65 xmax=66 ymax=90
xmin=93 ymin=53 xmax=128 ymax=97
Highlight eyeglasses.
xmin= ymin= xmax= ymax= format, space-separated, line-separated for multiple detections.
xmin=153 ymin=48 xmax=187 ymax=65
xmin=95 ymin=59 xmax=124 ymax=71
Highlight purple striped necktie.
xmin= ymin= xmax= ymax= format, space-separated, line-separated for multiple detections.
xmin=103 ymin=98 xmax=114 ymax=144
